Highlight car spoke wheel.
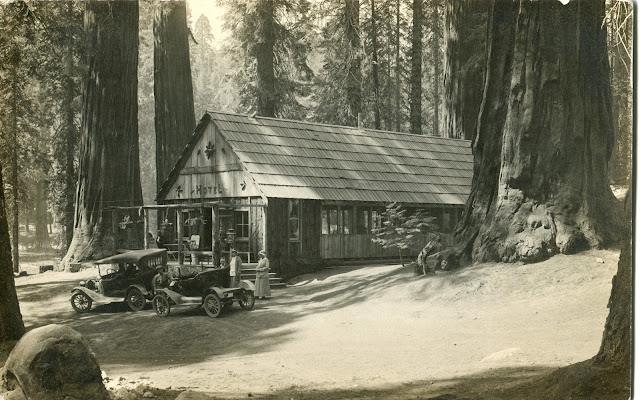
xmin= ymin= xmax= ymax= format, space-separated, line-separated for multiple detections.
xmin=126 ymin=288 xmax=146 ymax=311
xmin=238 ymin=290 xmax=255 ymax=310
xmin=70 ymin=292 xmax=92 ymax=313
xmin=152 ymin=295 xmax=170 ymax=317
xmin=204 ymin=293 xmax=222 ymax=318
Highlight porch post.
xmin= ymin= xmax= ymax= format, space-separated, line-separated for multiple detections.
xmin=143 ymin=208 xmax=149 ymax=249
xmin=262 ymin=205 xmax=267 ymax=253
xmin=211 ymin=205 xmax=218 ymax=266
xmin=177 ymin=207 xmax=183 ymax=263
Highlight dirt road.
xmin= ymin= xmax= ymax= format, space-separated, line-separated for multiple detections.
xmin=10 ymin=249 xmax=618 ymax=398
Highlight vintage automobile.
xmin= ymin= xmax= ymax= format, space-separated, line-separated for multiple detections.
xmin=152 ymin=266 xmax=255 ymax=318
xmin=70 ymin=249 xmax=167 ymax=313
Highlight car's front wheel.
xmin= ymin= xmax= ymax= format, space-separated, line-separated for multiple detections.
xmin=71 ymin=292 xmax=92 ymax=313
xmin=152 ymin=294 xmax=170 ymax=317
xmin=204 ymin=293 xmax=222 ymax=318
xmin=126 ymin=288 xmax=146 ymax=311
xmin=238 ymin=290 xmax=255 ymax=310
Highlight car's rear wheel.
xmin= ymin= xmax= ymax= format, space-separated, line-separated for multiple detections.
xmin=126 ymin=288 xmax=146 ymax=311
xmin=204 ymin=293 xmax=222 ymax=318
xmin=152 ymin=295 xmax=170 ymax=317
xmin=238 ymin=290 xmax=255 ymax=310
xmin=70 ymin=292 xmax=92 ymax=313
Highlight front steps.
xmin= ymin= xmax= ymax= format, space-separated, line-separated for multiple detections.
xmin=240 ymin=263 xmax=286 ymax=289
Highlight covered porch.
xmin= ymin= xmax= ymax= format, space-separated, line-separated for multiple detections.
xmin=112 ymin=201 xmax=266 ymax=267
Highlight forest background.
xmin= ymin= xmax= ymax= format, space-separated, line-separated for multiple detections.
xmin=0 ymin=0 xmax=631 ymax=267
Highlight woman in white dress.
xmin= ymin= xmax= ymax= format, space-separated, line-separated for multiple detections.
xmin=254 ymin=250 xmax=271 ymax=299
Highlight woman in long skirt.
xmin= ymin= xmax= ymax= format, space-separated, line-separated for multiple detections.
xmin=255 ymin=250 xmax=271 ymax=299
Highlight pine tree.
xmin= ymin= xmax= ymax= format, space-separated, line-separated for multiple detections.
xmin=0 ymin=2 xmax=40 ymax=271
xmin=221 ymin=0 xmax=313 ymax=119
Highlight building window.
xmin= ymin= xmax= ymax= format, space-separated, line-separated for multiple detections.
xmin=443 ymin=209 xmax=451 ymax=233
xmin=234 ymin=211 xmax=249 ymax=238
xmin=329 ymin=207 xmax=339 ymax=234
xmin=342 ymin=207 xmax=352 ymax=234
xmin=322 ymin=206 xmax=340 ymax=234
xmin=371 ymin=208 xmax=383 ymax=233
xmin=321 ymin=209 xmax=329 ymax=234
xmin=356 ymin=207 xmax=369 ymax=234
xmin=289 ymin=199 xmax=300 ymax=240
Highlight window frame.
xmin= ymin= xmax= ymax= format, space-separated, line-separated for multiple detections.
xmin=288 ymin=199 xmax=301 ymax=242
xmin=233 ymin=210 xmax=250 ymax=239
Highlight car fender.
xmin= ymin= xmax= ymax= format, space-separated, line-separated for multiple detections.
xmin=237 ymin=280 xmax=255 ymax=292
xmin=154 ymin=287 xmax=182 ymax=304
xmin=203 ymin=286 xmax=225 ymax=299
xmin=71 ymin=287 xmax=103 ymax=303
xmin=127 ymin=284 xmax=151 ymax=298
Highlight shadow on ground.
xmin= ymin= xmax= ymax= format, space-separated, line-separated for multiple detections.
xmin=15 ymin=264 xmax=418 ymax=370
xmin=254 ymin=363 xmax=628 ymax=400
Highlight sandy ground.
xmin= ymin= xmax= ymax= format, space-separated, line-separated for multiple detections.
xmin=10 ymin=249 xmax=619 ymax=398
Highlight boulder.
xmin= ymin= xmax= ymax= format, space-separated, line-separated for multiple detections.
xmin=0 ymin=324 xmax=109 ymax=400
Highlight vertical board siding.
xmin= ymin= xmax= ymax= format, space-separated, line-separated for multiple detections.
xmin=266 ymin=198 xmax=289 ymax=276
xmin=250 ymin=197 xmax=265 ymax=261
xmin=300 ymin=199 xmax=321 ymax=259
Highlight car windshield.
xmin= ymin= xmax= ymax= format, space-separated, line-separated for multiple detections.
xmin=97 ymin=263 xmax=121 ymax=277
xmin=97 ymin=262 xmax=140 ymax=278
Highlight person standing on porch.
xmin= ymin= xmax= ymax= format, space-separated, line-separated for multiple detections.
xmin=255 ymin=250 xmax=271 ymax=299
xmin=229 ymin=249 xmax=242 ymax=287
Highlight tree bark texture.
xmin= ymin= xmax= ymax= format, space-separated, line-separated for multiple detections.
xmin=63 ymin=1 xmax=78 ymax=250
xmin=607 ymin=2 xmax=632 ymax=185
xmin=63 ymin=1 xmax=142 ymax=267
xmin=256 ymin=0 xmax=276 ymax=118
xmin=370 ymin=0 xmax=381 ymax=130
xmin=154 ymin=0 xmax=196 ymax=191
xmin=0 ymin=162 xmax=25 ymax=343
xmin=34 ymin=180 xmax=49 ymax=249
xmin=453 ymin=0 xmax=622 ymax=263
xmin=10 ymin=45 xmax=19 ymax=273
xmin=409 ymin=0 xmax=422 ymax=135
xmin=430 ymin=0 xmax=440 ymax=136
xmin=345 ymin=0 xmax=361 ymax=126
xmin=394 ymin=0 xmax=401 ymax=132
xmin=593 ymin=189 xmax=631 ymax=371
xmin=443 ymin=0 xmax=488 ymax=140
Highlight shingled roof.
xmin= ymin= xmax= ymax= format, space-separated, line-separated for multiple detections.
xmin=159 ymin=111 xmax=474 ymax=205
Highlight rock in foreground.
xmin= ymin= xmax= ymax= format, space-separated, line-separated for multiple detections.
xmin=0 ymin=324 xmax=109 ymax=400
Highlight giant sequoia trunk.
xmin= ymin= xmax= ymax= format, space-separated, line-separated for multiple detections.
xmin=453 ymin=0 xmax=622 ymax=263
xmin=409 ymin=0 xmax=422 ymax=135
xmin=63 ymin=1 xmax=142 ymax=267
xmin=593 ymin=190 xmax=631 ymax=373
xmin=34 ymin=180 xmax=49 ymax=249
xmin=255 ymin=0 xmax=276 ymax=118
xmin=0 ymin=162 xmax=25 ymax=343
xmin=430 ymin=0 xmax=440 ymax=136
xmin=443 ymin=0 xmax=488 ymax=140
xmin=63 ymin=1 xmax=78 ymax=251
xmin=370 ymin=0 xmax=381 ymax=130
xmin=154 ymin=0 xmax=196 ymax=191
xmin=345 ymin=0 xmax=361 ymax=126
xmin=9 ymin=45 xmax=19 ymax=273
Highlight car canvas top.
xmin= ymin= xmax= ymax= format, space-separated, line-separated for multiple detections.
xmin=93 ymin=249 xmax=167 ymax=265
